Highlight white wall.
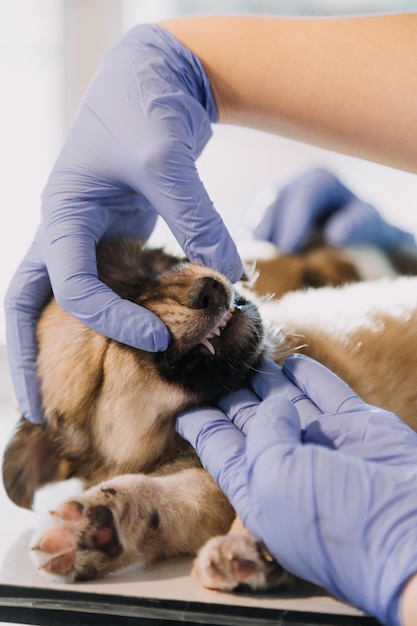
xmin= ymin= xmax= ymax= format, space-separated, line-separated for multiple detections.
xmin=0 ymin=1 xmax=64 ymax=344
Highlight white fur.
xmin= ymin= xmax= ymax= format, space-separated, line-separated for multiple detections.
xmin=260 ymin=275 xmax=416 ymax=340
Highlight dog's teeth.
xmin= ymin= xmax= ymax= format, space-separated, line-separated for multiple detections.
xmin=225 ymin=307 xmax=235 ymax=321
xmin=219 ymin=307 xmax=235 ymax=330
xmin=200 ymin=337 xmax=216 ymax=355
xmin=199 ymin=307 xmax=236 ymax=354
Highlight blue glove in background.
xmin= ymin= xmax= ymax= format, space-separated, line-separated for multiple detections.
xmin=5 ymin=24 xmax=242 ymax=423
xmin=177 ymin=356 xmax=417 ymax=625
xmin=252 ymin=167 xmax=417 ymax=253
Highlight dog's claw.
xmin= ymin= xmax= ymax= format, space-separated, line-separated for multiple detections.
xmin=39 ymin=551 xmax=75 ymax=576
xmin=35 ymin=526 xmax=73 ymax=554
xmin=100 ymin=487 xmax=117 ymax=496
xmin=55 ymin=501 xmax=84 ymax=522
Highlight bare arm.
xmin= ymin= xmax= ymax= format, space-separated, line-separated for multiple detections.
xmin=161 ymin=14 xmax=417 ymax=173
xmin=401 ymin=573 xmax=417 ymax=626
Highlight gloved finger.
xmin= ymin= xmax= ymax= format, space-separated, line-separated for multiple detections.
xmin=304 ymin=408 xmax=417 ymax=465
xmin=103 ymin=193 xmax=158 ymax=243
xmin=245 ymin=394 xmax=371 ymax=582
xmin=283 ymin=354 xmax=362 ymax=414
xmin=245 ymin=394 xmax=315 ymax=539
xmin=4 ymin=235 xmax=52 ymax=423
xmin=247 ymin=394 xmax=303 ymax=452
xmin=135 ymin=137 xmax=243 ymax=283
xmin=325 ymin=197 xmax=417 ymax=251
xmin=283 ymin=355 xmax=417 ymax=461
xmin=217 ymin=388 xmax=261 ymax=435
xmin=251 ymin=168 xmax=353 ymax=253
xmin=176 ymin=406 xmax=259 ymax=534
xmin=216 ymin=360 xmax=317 ymax=435
xmin=251 ymin=357 xmax=321 ymax=427
xmin=42 ymin=231 xmax=170 ymax=352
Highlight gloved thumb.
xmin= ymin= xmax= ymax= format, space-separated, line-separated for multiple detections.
xmin=245 ymin=394 xmax=302 ymax=475
xmin=283 ymin=354 xmax=362 ymax=415
xmin=176 ymin=406 xmax=258 ymax=532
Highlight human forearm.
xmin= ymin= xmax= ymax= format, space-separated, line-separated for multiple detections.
xmin=161 ymin=14 xmax=417 ymax=173
xmin=401 ymin=573 xmax=417 ymax=626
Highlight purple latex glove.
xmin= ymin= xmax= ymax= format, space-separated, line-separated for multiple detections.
xmin=5 ymin=24 xmax=242 ymax=424
xmin=177 ymin=356 xmax=417 ymax=625
xmin=252 ymin=167 xmax=417 ymax=253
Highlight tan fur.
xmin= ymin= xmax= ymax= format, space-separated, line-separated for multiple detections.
xmin=251 ymin=250 xmax=417 ymax=430
xmin=260 ymin=278 xmax=417 ymax=431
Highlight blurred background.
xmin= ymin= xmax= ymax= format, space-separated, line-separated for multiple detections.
xmin=2 ymin=0 xmax=417 ymax=346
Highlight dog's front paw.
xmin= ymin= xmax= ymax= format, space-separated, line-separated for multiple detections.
xmin=193 ymin=533 xmax=293 ymax=592
xmin=32 ymin=486 xmax=126 ymax=582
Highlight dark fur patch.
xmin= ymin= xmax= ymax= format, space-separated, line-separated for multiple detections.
xmin=149 ymin=509 xmax=160 ymax=531
xmin=2 ymin=418 xmax=70 ymax=509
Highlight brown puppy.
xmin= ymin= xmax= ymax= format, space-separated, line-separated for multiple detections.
xmin=3 ymin=239 xmax=285 ymax=584
xmin=3 ymin=238 xmax=417 ymax=590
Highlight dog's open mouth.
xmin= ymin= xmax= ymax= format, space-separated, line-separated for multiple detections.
xmin=198 ymin=306 xmax=237 ymax=356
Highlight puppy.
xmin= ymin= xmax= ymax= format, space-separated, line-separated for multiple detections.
xmin=3 ymin=239 xmax=284 ymax=583
xmin=3 ymin=237 xmax=417 ymax=591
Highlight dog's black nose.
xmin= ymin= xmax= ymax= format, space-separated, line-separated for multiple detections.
xmin=193 ymin=277 xmax=228 ymax=310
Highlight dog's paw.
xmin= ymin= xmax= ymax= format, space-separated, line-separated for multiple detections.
xmin=193 ymin=532 xmax=293 ymax=592
xmin=31 ymin=486 xmax=126 ymax=582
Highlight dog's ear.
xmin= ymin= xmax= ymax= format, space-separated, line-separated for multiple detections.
xmin=2 ymin=417 xmax=71 ymax=509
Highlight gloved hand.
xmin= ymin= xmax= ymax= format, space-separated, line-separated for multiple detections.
xmin=251 ymin=167 xmax=417 ymax=253
xmin=5 ymin=24 xmax=242 ymax=424
xmin=177 ymin=355 xmax=417 ymax=626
